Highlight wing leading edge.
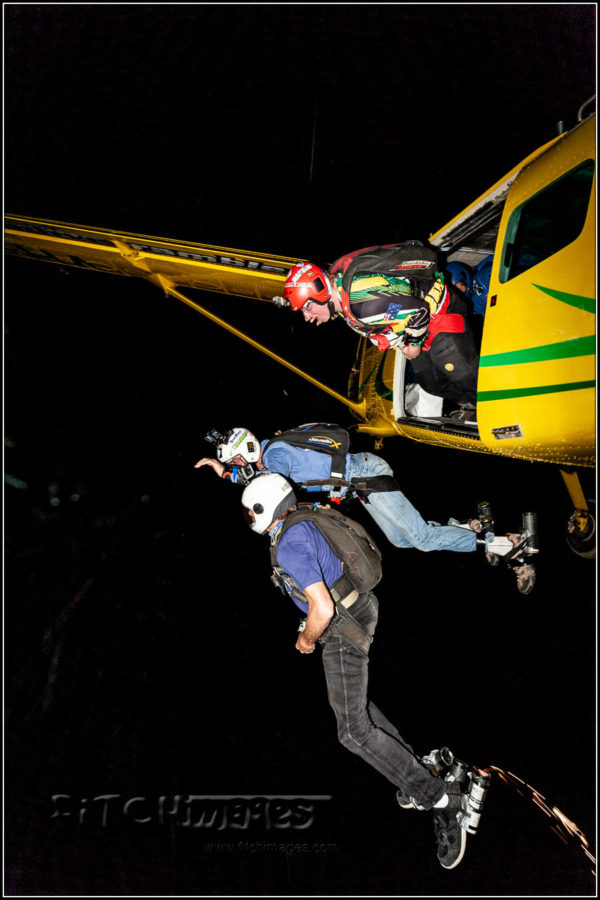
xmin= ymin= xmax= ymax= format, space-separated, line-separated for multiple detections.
xmin=4 ymin=215 xmax=302 ymax=300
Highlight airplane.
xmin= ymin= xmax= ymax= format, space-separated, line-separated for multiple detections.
xmin=4 ymin=98 xmax=596 ymax=558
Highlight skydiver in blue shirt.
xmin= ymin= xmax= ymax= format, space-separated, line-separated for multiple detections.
xmin=194 ymin=425 xmax=536 ymax=594
xmin=239 ymin=471 xmax=474 ymax=871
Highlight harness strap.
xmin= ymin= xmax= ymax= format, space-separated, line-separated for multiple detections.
xmin=351 ymin=475 xmax=400 ymax=500
xmin=422 ymin=312 xmax=466 ymax=351
xmin=271 ymin=568 xmax=371 ymax=654
xmin=504 ymin=536 xmax=529 ymax=565
xmin=297 ymin=477 xmax=352 ymax=489
xmin=320 ymin=600 xmax=373 ymax=656
xmin=296 ymin=475 xmax=400 ymax=497
xmin=327 ymin=576 xmax=372 ymax=656
xmin=271 ymin=557 xmax=358 ymax=607
xmin=329 ymin=572 xmax=355 ymax=604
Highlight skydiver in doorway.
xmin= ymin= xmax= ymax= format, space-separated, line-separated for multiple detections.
xmin=277 ymin=242 xmax=479 ymax=422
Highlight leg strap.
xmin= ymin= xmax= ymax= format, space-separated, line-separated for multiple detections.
xmin=504 ymin=536 xmax=528 ymax=565
xmin=319 ymin=600 xmax=373 ymax=656
xmin=351 ymin=475 xmax=401 ymax=501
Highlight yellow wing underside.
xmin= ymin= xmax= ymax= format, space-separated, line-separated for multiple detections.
xmin=4 ymin=215 xmax=300 ymax=299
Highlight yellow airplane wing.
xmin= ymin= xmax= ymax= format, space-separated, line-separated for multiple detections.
xmin=4 ymin=214 xmax=367 ymax=417
xmin=4 ymin=215 xmax=299 ymax=300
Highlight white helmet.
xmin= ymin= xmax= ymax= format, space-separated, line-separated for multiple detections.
xmin=241 ymin=474 xmax=297 ymax=534
xmin=217 ymin=427 xmax=261 ymax=464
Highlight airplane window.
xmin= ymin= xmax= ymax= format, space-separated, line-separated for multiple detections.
xmin=500 ymin=159 xmax=594 ymax=282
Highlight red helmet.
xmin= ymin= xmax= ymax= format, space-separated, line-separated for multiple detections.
xmin=284 ymin=263 xmax=332 ymax=310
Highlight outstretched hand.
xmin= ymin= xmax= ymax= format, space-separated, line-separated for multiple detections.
xmin=194 ymin=457 xmax=225 ymax=478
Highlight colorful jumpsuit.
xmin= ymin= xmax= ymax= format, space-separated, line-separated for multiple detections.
xmin=334 ymin=270 xmax=479 ymax=407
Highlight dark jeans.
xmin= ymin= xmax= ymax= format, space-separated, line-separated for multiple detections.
xmin=321 ymin=592 xmax=445 ymax=809
xmin=410 ymin=331 xmax=479 ymax=406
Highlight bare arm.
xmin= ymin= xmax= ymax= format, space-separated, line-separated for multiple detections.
xmin=194 ymin=457 xmax=226 ymax=477
xmin=295 ymin=581 xmax=335 ymax=655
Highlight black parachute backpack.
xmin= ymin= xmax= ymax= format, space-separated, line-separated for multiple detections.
xmin=270 ymin=502 xmax=383 ymax=595
xmin=334 ymin=240 xmax=439 ymax=289
xmin=262 ymin=423 xmax=351 ymax=486
xmin=331 ymin=241 xmax=441 ymax=331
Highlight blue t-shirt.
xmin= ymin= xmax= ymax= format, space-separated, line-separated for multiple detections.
xmin=261 ymin=440 xmax=351 ymax=493
xmin=276 ymin=520 xmax=343 ymax=614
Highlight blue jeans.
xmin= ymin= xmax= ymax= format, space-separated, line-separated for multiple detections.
xmin=321 ymin=592 xmax=445 ymax=809
xmin=347 ymin=452 xmax=477 ymax=553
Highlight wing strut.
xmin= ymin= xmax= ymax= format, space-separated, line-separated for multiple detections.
xmin=156 ymin=276 xmax=367 ymax=418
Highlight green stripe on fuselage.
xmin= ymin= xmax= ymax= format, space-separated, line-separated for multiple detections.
xmin=531 ymin=283 xmax=595 ymax=314
xmin=479 ymin=335 xmax=595 ymax=367
xmin=478 ymin=379 xmax=595 ymax=401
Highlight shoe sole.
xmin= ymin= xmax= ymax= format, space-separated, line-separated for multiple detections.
xmin=396 ymin=791 xmax=414 ymax=810
xmin=516 ymin=571 xmax=536 ymax=594
xmin=439 ymin=824 xmax=467 ymax=870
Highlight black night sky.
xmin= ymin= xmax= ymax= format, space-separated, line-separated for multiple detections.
xmin=4 ymin=5 xmax=597 ymax=897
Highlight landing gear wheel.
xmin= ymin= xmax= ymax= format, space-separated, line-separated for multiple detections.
xmin=566 ymin=500 xmax=596 ymax=559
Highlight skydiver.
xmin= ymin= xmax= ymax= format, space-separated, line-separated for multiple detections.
xmin=194 ymin=425 xmax=537 ymax=594
xmin=239 ymin=471 xmax=473 ymax=870
xmin=445 ymin=261 xmax=475 ymax=300
xmin=471 ymin=255 xmax=494 ymax=318
xmin=278 ymin=242 xmax=479 ymax=421
xmin=445 ymin=259 xmax=483 ymax=344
